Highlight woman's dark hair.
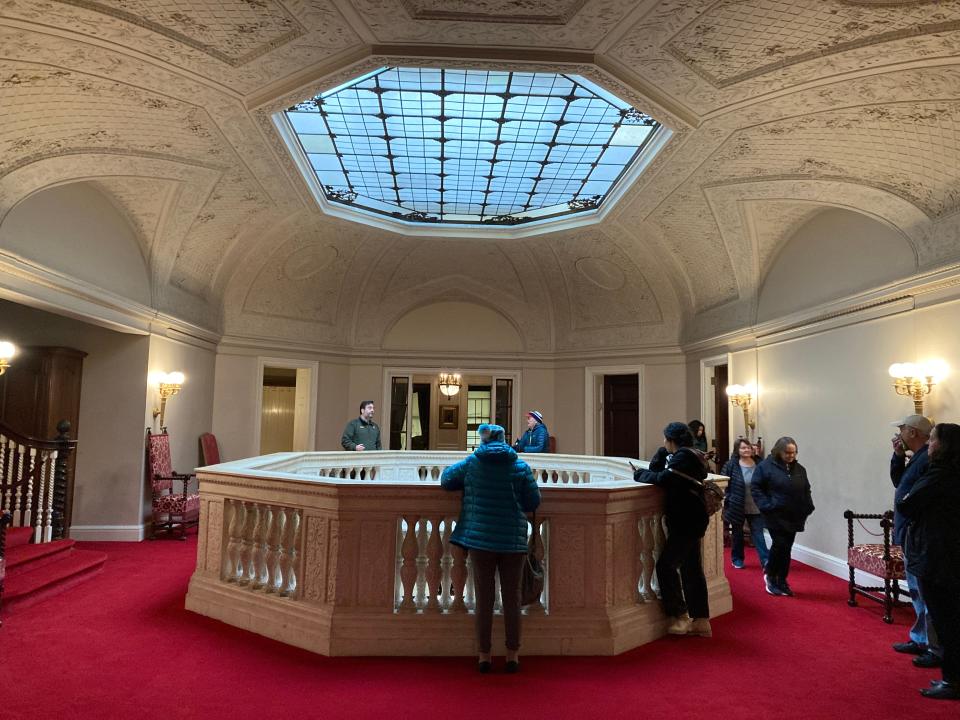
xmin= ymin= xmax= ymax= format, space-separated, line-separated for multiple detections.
xmin=664 ymin=421 xmax=694 ymax=447
xmin=770 ymin=436 xmax=798 ymax=463
xmin=688 ymin=420 xmax=705 ymax=437
xmin=931 ymin=422 xmax=960 ymax=463
xmin=731 ymin=437 xmax=755 ymax=459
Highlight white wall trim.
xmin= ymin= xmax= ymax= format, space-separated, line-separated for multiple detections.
xmin=792 ymin=542 xmax=886 ymax=586
xmin=69 ymin=524 xmax=145 ymax=542
xmin=254 ymin=357 xmax=320 ymax=454
xmin=584 ymin=364 xmax=645 ymax=459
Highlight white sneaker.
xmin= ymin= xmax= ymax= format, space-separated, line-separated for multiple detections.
xmin=667 ymin=615 xmax=692 ymax=635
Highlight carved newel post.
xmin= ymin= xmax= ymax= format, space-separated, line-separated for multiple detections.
xmin=53 ymin=420 xmax=76 ymax=541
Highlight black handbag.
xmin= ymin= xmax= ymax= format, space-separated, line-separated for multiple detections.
xmin=520 ymin=512 xmax=544 ymax=606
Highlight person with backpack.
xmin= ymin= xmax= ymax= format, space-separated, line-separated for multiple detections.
xmin=633 ymin=421 xmax=713 ymax=638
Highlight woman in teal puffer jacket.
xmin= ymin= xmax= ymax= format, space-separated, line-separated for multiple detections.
xmin=442 ymin=424 xmax=541 ymax=674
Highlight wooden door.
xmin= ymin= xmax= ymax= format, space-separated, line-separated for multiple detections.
xmin=712 ymin=364 xmax=730 ymax=470
xmin=603 ymin=374 xmax=639 ymax=459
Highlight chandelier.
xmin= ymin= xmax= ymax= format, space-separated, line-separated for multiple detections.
xmin=438 ymin=372 xmax=461 ymax=397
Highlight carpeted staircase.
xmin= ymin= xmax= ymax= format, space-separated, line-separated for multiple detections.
xmin=2 ymin=526 xmax=107 ymax=616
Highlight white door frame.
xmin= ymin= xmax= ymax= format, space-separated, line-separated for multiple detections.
xmin=699 ymin=353 xmax=729 ymax=449
xmin=253 ymin=357 xmax=320 ymax=453
xmin=584 ymin=364 xmax=644 ymax=459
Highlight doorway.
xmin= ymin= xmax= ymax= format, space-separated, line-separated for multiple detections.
xmin=700 ymin=359 xmax=730 ymax=471
xmin=255 ymin=359 xmax=318 ymax=455
xmin=603 ymin=373 xmax=639 ymax=459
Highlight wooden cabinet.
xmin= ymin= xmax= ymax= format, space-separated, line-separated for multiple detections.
xmin=0 ymin=346 xmax=86 ymax=528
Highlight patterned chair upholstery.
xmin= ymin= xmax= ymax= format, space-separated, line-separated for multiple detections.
xmin=844 ymin=509 xmax=906 ymax=623
xmin=146 ymin=429 xmax=199 ymax=540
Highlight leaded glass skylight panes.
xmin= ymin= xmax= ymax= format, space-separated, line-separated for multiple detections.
xmin=283 ymin=67 xmax=661 ymax=227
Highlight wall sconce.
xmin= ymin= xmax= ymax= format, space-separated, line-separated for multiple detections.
xmin=726 ymin=383 xmax=756 ymax=439
xmin=152 ymin=371 xmax=185 ymax=428
xmin=438 ymin=372 xmax=461 ymax=397
xmin=888 ymin=360 xmax=948 ymax=415
xmin=0 ymin=341 xmax=16 ymax=375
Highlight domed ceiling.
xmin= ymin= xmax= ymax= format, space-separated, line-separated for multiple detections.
xmin=2 ymin=1 xmax=959 ymax=352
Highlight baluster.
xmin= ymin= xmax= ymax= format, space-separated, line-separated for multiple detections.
xmin=275 ymin=508 xmax=291 ymax=591
xmin=464 ymin=551 xmax=476 ymax=612
xmin=238 ymin=503 xmax=258 ymax=585
xmin=637 ymin=515 xmax=652 ymax=602
xmin=440 ymin=518 xmax=454 ymax=611
xmin=281 ymin=510 xmax=301 ymax=597
xmin=42 ymin=451 xmax=55 ymax=543
xmin=525 ymin=517 xmax=545 ymax=613
xmin=253 ymin=506 xmax=273 ymax=590
xmin=52 ymin=421 xmax=74 ymax=541
xmin=414 ymin=519 xmax=429 ymax=608
xmin=26 ymin=448 xmax=38 ymax=542
xmin=12 ymin=444 xmax=25 ymax=527
xmin=650 ymin=515 xmax=666 ymax=598
xmin=449 ymin=536 xmax=468 ymax=612
xmin=425 ymin=516 xmax=443 ymax=611
xmin=266 ymin=507 xmax=285 ymax=593
xmin=398 ymin=514 xmax=419 ymax=612
xmin=224 ymin=501 xmax=245 ymax=582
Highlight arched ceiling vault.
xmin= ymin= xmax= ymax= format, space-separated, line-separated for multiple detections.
xmin=2 ymin=1 xmax=960 ymax=350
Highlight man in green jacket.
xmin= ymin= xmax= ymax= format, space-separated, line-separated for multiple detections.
xmin=341 ymin=400 xmax=381 ymax=451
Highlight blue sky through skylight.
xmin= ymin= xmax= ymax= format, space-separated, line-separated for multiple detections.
xmin=284 ymin=67 xmax=660 ymax=226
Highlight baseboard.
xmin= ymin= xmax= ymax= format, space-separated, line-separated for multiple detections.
xmin=69 ymin=524 xmax=145 ymax=542
xmin=791 ymin=542 xmax=885 ymax=586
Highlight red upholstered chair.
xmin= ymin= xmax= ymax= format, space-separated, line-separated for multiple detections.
xmin=548 ymin=436 xmax=557 ymax=454
xmin=199 ymin=432 xmax=221 ymax=466
xmin=844 ymin=510 xmax=906 ymax=623
xmin=146 ymin=428 xmax=199 ymax=540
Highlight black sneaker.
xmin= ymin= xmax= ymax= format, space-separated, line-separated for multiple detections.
xmin=914 ymin=651 xmax=943 ymax=668
xmin=778 ymin=581 xmax=795 ymax=597
xmin=893 ymin=640 xmax=926 ymax=655
xmin=764 ymin=575 xmax=783 ymax=596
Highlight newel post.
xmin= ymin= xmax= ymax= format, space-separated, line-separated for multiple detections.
xmin=52 ymin=420 xmax=75 ymax=541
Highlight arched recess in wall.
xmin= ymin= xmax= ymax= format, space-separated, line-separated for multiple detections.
xmin=757 ymin=207 xmax=917 ymax=323
xmin=0 ymin=182 xmax=152 ymax=306
xmin=382 ymin=301 xmax=524 ymax=353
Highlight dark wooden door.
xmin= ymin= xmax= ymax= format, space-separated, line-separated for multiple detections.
xmin=712 ymin=364 xmax=729 ymax=470
xmin=603 ymin=373 xmax=639 ymax=459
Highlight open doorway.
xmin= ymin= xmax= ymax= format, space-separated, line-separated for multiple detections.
xmin=700 ymin=356 xmax=730 ymax=471
xmin=256 ymin=359 xmax=318 ymax=455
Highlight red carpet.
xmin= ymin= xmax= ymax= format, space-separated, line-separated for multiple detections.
xmin=0 ymin=539 xmax=955 ymax=720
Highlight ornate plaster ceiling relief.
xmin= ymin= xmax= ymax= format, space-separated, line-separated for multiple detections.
xmin=665 ymin=0 xmax=960 ymax=88
xmin=91 ymin=177 xmax=173 ymax=259
xmin=282 ymin=243 xmax=340 ymax=280
xmin=575 ymin=256 xmax=626 ymax=290
xmin=52 ymin=0 xmax=305 ymax=66
xmin=400 ymin=0 xmax=588 ymax=24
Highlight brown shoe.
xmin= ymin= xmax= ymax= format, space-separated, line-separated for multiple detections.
xmin=667 ymin=615 xmax=692 ymax=635
xmin=689 ymin=618 xmax=713 ymax=637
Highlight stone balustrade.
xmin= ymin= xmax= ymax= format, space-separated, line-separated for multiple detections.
xmin=186 ymin=451 xmax=731 ymax=656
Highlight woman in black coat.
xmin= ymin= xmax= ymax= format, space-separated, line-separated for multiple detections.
xmin=722 ymin=438 xmax=769 ymax=570
xmin=634 ymin=421 xmax=712 ymax=638
xmin=750 ymin=436 xmax=814 ymax=597
xmin=898 ymin=422 xmax=960 ymax=701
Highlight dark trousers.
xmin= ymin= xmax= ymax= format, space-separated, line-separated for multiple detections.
xmin=656 ymin=531 xmax=709 ymax=619
xmin=923 ymin=578 xmax=960 ymax=683
xmin=766 ymin=528 xmax=797 ymax=582
xmin=470 ymin=549 xmax=526 ymax=653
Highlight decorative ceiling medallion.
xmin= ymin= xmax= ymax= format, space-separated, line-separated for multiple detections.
xmin=280 ymin=65 xmax=662 ymax=232
xmin=575 ymin=256 xmax=626 ymax=290
xmin=283 ymin=244 xmax=339 ymax=280
xmin=400 ymin=0 xmax=589 ymax=24
xmin=53 ymin=0 xmax=305 ymax=66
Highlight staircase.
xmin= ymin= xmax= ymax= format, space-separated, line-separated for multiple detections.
xmin=2 ymin=526 xmax=106 ymax=616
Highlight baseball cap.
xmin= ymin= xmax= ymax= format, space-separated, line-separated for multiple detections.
xmin=528 ymin=410 xmax=544 ymax=424
xmin=890 ymin=414 xmax=934 ymax=434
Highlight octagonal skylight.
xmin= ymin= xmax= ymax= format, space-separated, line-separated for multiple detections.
xmin=279 ymin=67 xmax=664 ymax=232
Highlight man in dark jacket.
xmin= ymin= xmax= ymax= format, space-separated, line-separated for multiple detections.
xmin=634 ymin=421 xmax=712 ymax=638
xmin=341 ymin=400 xmax=381 ymax=451
xmin=890 ymin=414 xmax=942 ymax=668
xmin=513 ymin=411 xmax=550 ymax=453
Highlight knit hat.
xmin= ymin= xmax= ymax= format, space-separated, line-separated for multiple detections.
xmin=528 ymin=410 xmax=544 ymax=424
xmin=482 ymin=424 xmax=505 ymax=443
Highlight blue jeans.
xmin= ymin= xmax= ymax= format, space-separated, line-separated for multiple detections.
xmin=730 ymin=514 xmax=769 ymax=568
xmin=906 ymin=563 xmax=941 ymax=655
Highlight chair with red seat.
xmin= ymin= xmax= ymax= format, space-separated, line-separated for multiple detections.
xmin=844 ymin=509 xmax=906 ymax=623
xmin=199 ymin=432 xmax=221 ymax=466
xmin=146 ymin=428 xmax=199 ymax=540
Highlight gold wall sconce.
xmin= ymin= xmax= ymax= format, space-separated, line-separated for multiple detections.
xmin=151 ymin=371 xmax=185 ymax=428
xmin=726 ymin=383 xmax=756 ymax=439
xmin=888 ymin=360 xmax=948 ymax=415
xmin=0 ymin=341 xmax=16 ymax=375
xmin=438 ymin=372 xmax=461 ymax=397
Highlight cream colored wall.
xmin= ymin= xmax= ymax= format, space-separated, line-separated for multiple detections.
xmin=758 ymin=208 xmax=916 ymax=323
xmin=521 ymin=365 xmax=554 ymax=438
xmin=0 ymin=183 xmax=152 ymax=306
xmin=382 ymin=301 xmax=523 ymax=352
xmin=212 ymin=353 xmax=261 ymax=461
xmin=723 ymin=299 xmax=960 ymax=571
xmin=0 ymin=299 xmax=149 ymax=534
xmin=643 ymin=362 xmax=689 ymax=458
xmin=553 ymin=366 xmax=584 ymax=454
xmin=317 ymin=361 xmax=350 ymax=451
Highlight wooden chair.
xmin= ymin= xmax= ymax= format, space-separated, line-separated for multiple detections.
xmin=146 ymin=429 xmax=199 ymax=540
xmin=844 ymin=509 xmax=906 ymax=623
xmin=199 ymin=432 xmax=221 ymax=466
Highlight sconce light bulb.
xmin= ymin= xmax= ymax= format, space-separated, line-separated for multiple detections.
xmin=922 ymin=359 xmax=949 ymax=383
xmin=888 ymin=363 xmax=903 ymax=379
xmin=167 ymin=371 xmax=185 ymax=385
xmin=725 ymin=384 xmax=742 ymax=397
xmin=0 ymin=341 xmax=15 ymax=360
